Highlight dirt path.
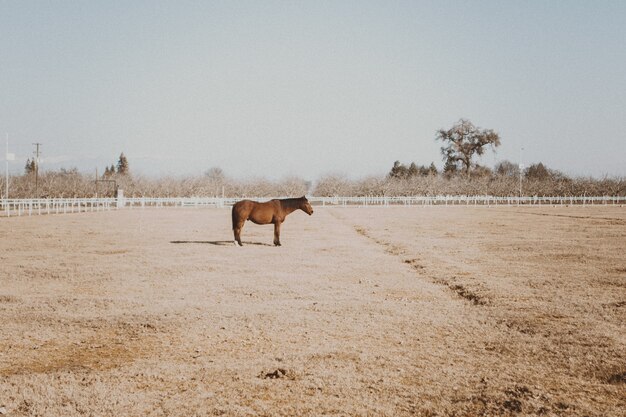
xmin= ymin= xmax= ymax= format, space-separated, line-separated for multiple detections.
xmin=1 ymin=207 xmax=624 ymax=416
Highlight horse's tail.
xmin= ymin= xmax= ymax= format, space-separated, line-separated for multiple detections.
xmin=231 ymin=204 xmax=237 ymax=230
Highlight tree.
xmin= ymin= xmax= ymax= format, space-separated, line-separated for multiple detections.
xmin=417 ymin=164 xmax=431 ymax=176
xmin=390 ymin=161 xmax=439 ymax=178
xmin=436 ymin=119 xmax=501 ymax=177
xmin=116 ymin=153 xmax=129 ymax=175
xmin=278 ymin=176 xmax=309 ymax=196
xmin=313 ymin=174 xmax=353 ymax=196
xmin=204 ymin=167 xmax=225 ymax=182
xmin=389 ymin=161 xmax=408 ymax=179
xmin=428 ymin=162 xmax=438 ymax=176
xmin=443 ymin=158 xmax=458 ymax=178
xmin=525 ymin=162 xmax=551 ymax=180
xmin=471 ymin=165 xmax=492 ymax=178
xmin=495 ymin=160 xmax=519 ymax=177
xmin=25 ymin=158 xmax=36 ymax=175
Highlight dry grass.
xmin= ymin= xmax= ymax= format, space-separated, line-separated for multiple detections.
xmin=0 ymin=206 xmax=624 ymax=416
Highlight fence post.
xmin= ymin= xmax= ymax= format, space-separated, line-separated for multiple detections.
xmin=116 ymin=189 xmax=125 ymax=209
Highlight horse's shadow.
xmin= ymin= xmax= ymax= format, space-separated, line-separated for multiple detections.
xmin=170 ymin=240 xmax=273 ymax=247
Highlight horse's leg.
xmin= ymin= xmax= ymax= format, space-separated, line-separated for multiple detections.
xmin=232 ymin=206 xmax=246 ymax=246
xmin=233 ymin=226 xmax=242 ymax=246
xmin=233 ymin=223 xmax=244 ymax=246
xmin=233 ymin=219 xmax=245 ymax=247
xmin=273 ymin=221 xmax=281 ymax=246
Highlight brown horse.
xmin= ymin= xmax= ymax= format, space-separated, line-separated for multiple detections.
xmin=231 ymin=196 xmax=314 ymax=246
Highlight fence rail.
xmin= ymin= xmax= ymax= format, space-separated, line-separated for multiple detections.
xmin=1 ymin=195 xmax=625 ymax=217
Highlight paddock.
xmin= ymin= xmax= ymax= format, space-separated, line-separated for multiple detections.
xmin=0 ymin=206 xmax=624 ymax=416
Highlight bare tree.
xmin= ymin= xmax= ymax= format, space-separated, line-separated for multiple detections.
xmin=436 ymin=119 xmax=501 ymax=177
xmin=204 ymin=167 xmax=225 ymax=182
xmin=314 ymin=174 xmax=353 ymax=197
xmin=277 ymin=176 xmax=309 ymax=196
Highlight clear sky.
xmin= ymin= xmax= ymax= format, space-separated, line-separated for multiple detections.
xmin=1 ymin=1 xmax=625 ymax=179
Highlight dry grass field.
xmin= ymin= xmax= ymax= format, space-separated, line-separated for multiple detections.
xmin=1 ymin=206 xmax=624 ymax=416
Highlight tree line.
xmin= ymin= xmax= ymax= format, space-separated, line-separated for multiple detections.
xmin=390 ymin=159 xmax=569 ymax=182
xmin=3 ymin=120 xmax=624 ymax=198
xmin=3 ymin=162 xmax=623 ymax=199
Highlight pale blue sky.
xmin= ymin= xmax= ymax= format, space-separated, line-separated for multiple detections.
xmin=1 ymin=1 xmax=625 ymax=179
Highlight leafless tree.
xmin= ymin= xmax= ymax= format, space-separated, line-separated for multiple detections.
xmin=313 ymin=174 xmax=354 ymax=197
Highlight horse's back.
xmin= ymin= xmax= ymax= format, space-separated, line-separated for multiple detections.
xmin=233 ymin=199 xmax=252 ymax=210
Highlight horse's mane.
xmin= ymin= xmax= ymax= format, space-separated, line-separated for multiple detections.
xmin=279 ymin=196 xmax=306 ymax=208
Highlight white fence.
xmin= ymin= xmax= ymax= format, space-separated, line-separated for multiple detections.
xmin=312 ymin=195 xmax=626 ymax=207
xmin=1 ymin=195 xmax=625 ymax=217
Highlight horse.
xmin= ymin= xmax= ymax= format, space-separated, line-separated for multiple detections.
xmin=231 ymin=196 xmax=314 ymax=246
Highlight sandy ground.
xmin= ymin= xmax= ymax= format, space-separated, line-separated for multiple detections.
xmin=0 ymin=206 xmax=624 ymax=416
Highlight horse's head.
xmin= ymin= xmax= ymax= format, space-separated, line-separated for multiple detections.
xmin=300 ymin=196 xmax=314 ymax=215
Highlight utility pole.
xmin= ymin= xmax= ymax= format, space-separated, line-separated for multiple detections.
xmin=5 ymin=134 xmax=13 ymax=199
xmin=33 ymin=142 xmax=42 ymax=198
xmin=5 ymin=134 xmax=8 ymax=199
xmin=519 ymin=147 xmax=524 ymax=200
